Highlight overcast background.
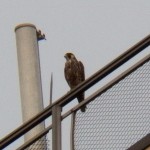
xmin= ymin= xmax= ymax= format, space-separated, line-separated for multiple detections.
xmin=0 ymin=0 xmax=149 ymax=150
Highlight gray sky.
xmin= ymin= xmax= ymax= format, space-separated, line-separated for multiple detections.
xmin=0 ymin=0 xmax=150 ymax=149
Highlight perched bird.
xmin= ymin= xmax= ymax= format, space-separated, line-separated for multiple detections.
xmin=64 ymin=52 xmax=86 ymax=112
xmin=36 ymin=30 xmax=46 ymax=41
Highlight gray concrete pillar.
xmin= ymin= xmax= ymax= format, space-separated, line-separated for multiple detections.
xmin=15 ymin=23 xmax=47 ymax=148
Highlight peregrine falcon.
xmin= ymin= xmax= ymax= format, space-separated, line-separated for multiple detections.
xmin=64 ymin=52 xmax=86 ymax=112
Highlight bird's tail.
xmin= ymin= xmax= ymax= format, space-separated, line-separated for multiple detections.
xmin=77 ymin=93 xmax=87 ymax=112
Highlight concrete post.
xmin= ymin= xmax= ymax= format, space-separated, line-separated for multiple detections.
xmin=15 ymin=23 xmax=47 ymax=148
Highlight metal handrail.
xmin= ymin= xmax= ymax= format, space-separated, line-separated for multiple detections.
xmin=0 ymin=34 xmax=149 ymax=149
xmin=13 ymin=53 xmax=150 ymax=150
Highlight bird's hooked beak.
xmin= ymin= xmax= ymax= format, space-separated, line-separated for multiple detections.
xmin=64 ymin=54 xmax=68 ymax=60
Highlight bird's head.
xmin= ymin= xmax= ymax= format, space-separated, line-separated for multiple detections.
xmin=64 ymin=52 xmax=75 ymax=61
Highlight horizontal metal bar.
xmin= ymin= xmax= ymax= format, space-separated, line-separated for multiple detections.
xmin=0 ymin=34 xmax=149 ymax=149
xmin=16 ymin=125 xmax=52 ymax=150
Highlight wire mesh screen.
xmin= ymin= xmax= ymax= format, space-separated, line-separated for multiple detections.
xmin=23 ymin=134 xmax=51 ymax=150
xmin=74 ymin=59 xmax=150 ymax=149
xmin=24 ymin=136 xmax=49 ymax=150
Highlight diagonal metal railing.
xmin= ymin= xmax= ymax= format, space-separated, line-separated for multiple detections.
xmin=18 ymin=52 xmax=150 ymax=150
xmin=0 ymin=34 xmax=149 ymax=149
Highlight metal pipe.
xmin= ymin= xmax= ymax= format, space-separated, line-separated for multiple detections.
xmin=52 ymin=105 xmax=62 ymax=150
xmin=50 ymin=73 xmax=53 ymax=105
xmin=15 ymin=23 xmax=47 ymax=149
xmin=70 ymin=112 xmax=76 ymax=150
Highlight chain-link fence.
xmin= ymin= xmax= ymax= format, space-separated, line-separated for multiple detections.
xmin=74 ymin=58 xmax=150 ymax=149
xmin=24 ymin=136 xmax=49 ymax=150
xmin=16 ymin=127 xmax=52 ymax=150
